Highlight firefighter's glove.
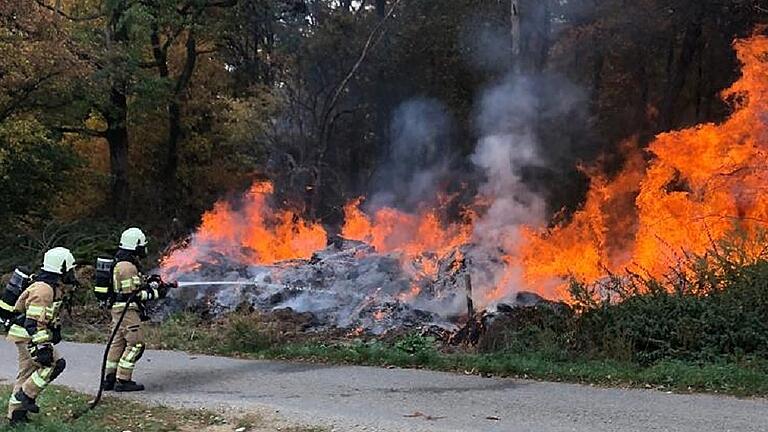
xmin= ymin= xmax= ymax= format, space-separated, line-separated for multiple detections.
xmin=139 ymin=286 xmax=159 ymax=301
xmin=51 ymin=325 xmax=62 ymax=344
xmin=158 ymin=281 xmax=177 ymax=299
xmin=29 ymin=343 xmax=54 ymax=367
xmin=147 ymin=275 xmax=175 ymax=299
xmin=147 ymin=275 xmax=163 ymax=286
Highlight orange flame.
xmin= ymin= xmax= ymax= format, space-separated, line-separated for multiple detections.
xmin=163 ymin=35 xmax=768 ymax=308
xmin=162 ymin=181 xmax=327 ymax=273
xmin=341 ymin=198 xmax=473 ymax=278
xmin=519 ymin=34 xmax=768 ymax=290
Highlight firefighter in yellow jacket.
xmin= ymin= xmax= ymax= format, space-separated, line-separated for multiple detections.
xmin=6 ymin=247 xmax=76 ymax=425
xmin=104 ymin=228 xmax=172 ymax=392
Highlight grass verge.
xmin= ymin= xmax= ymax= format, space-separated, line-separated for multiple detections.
xmin=271 ymin=343 xmax=768 ymax=396
xmin=73 ymin=312 xmax=768 ymax=398
xmin=0 ymin=385 xmax=325 ymax=432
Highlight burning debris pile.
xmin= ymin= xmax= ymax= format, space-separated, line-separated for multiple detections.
xmin=159 ymin=35 xmax=768 ymax=338
xmin=159 ymin=238 xmax=550 ymax=335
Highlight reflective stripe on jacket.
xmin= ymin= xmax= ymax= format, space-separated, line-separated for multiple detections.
xmin=111 ymin=261 xmax=143 ymax=311
xmin=6 ymin=281 xmax=62 ymax=344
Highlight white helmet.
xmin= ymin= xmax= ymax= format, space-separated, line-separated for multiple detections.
xmin=42 ymin=247 xmax=76 ymax=274
xmin=119 ymin=227 xmax=148 ymax=251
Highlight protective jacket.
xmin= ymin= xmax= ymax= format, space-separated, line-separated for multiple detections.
xmin=6 ymin=271 xmax=67 ymax=422
xmin=106 ymin=250 xmax=165 ymax=383
xmin=111 ymin=250 xmax=161 ymax=314
xmin=6 ymin=272 xmax=63 ymax=345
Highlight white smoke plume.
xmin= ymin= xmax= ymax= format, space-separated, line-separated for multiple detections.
xmin=468 ymin=73 xmax=586 ymax=304
xmin=368 ymin=98 xmax=455 ymax=210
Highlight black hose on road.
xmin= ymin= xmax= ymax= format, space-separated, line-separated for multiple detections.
xmin=72 ymin=292 xmax=137 ymax=419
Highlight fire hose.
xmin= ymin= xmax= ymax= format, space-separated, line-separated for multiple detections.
xmin=73 ymin=280 xmax=254 ymax=419
xmin=72 ymin=289 xmax=140 ymax=419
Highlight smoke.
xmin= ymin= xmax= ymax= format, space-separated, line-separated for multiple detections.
xmin=471 ymin=75 xmax=547 ymax=247
xmin=368 ymin=98 xmax=455 ymax=210
xmin=468 ymin=73 xmax=588 ymax=303
xmin=461 ymin=21 xmax=513 ymax=74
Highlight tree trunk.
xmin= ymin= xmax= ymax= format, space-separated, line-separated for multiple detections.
xmin=511 ymin=0 xmax=550 ymax=74
xmin=104 ymin=1 xmax=130 ymax=219
xmin=637 ymin=62 xmax=653 ymax=142
xmin=166 ymin=99 xmax=182 ymax=184
xmin=104 ymin=87 xmax=130 ymax=219
xmin=695 ymin=35 xmax=705 ymax=122
xmin=661 ymin=7 xmax=702 ymax=129
xmin=375 ymin=0 xmax=386 ymax=17
xmin=533 ymin=0 xmax=550 ymax=72
xmin=373 ymin=0 xmax=389 ymax=192
xmin=510 ymin=0 xmax=521 ymax=71
xmin=151 ymin=27 xmax=198 ymax=196
xmin=167 ymin=32 xmax=197 ymax=183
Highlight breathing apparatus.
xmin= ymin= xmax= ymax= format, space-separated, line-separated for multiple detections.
xmin=0 ymin=268 xmax=32 ymax=331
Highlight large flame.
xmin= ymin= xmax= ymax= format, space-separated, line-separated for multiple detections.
xmin=519 ymin=34 xmax=768 ymax=289
xmin=341 ymin=197 xmax=474 ymax=278
xmin=163 ymin=35 xmax=768 ymax=306
xmin=161 ymin=181 xmax=327 ymax=274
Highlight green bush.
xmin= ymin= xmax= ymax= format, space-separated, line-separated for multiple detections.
xmin=477 ymin=304 xmax=573 ymax=359
xmin=570 ymin=259 xmax=768 ymax=364
xmin=478 ymin=233 xmax=768 ymax=367
xmin=224 ymin=314 xmax=280 ymax=352
xmin=0 ymin=119 xmax=79 ymax=226
xmin=0 ymin=219 xmax=123 ymax=274
xmin=394 ymin=333 xmax=437 ymax=355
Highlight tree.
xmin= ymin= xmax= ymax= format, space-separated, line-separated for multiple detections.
xmin=22 ymin=0 xmax=240 ymax=219
xmin=0 ymin=119 xmax=78 ymax=226
xmin=0 ymin=1 xmax=79 ymax=122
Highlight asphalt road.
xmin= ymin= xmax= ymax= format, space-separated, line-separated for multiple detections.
xmin=1 ymin=342 xmax=766 ymax=432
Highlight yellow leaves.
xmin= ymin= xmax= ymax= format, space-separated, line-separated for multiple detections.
xmin=84 ymin=111 xmax=107 ymax=133
xmin=222 ymin=87 xmax=283 ymax=145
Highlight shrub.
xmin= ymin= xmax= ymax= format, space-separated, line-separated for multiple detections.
xmin=223 ymin=314 xmax=281 ymax=353
xmin=481 ymin=233 xmax=768 ymax=366
xmin=477 ymin=304 xmax=573 ymax=360
xmin=567 ymin=233 xmax=768 ymax=363
xmin=395 ymin=333 xmax=437 ymax=355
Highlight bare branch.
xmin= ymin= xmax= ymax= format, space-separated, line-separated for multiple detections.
xmin=0 ymin=71 xmax=61 ymax=121
xmin=33 ymin=0 xmax=104 ymax=21
xmin=324 ymin=0 xmax=402 ymax=125
xmin=203 ymin=0 xmax=238 ymax=8
xmin=56 ymin=126 xmax=107 ymax=138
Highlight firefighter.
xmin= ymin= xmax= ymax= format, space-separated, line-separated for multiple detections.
xmin=103 ymin=227 xmax=172 ymax=392
xmin=6 ymin=247 xmax=76 ymax=425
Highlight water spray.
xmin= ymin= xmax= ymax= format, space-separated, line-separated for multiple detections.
xmin=175 ymin=281 xmax=256 ymax=287
xmin=176 ymin=280 xmax=340 ymax=296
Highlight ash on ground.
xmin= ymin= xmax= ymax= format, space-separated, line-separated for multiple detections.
xmin=155 ymin=239 xmax=553 ymax=336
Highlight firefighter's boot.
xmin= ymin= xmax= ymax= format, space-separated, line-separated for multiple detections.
xmin=114 ymin=379 xmax=145 ymax=392
xmin=13 ymin=391 xmax=39 ymax=414
xmin=103 ymin=372 xmax=116 ymax=391
xmin=8 ymin=410 xmax=28 ymax=426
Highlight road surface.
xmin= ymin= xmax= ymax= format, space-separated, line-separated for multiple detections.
xmin=0 ymin=342 xmax=766 ymax=432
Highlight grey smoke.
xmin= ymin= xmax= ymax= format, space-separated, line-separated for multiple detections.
xmin=368 ymin=98 xmax=455 ymax=210
xmin=468 ymin=73 xmax=587 ymax=304
xmin=462 ymin=22 xmax=513 ymax=74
